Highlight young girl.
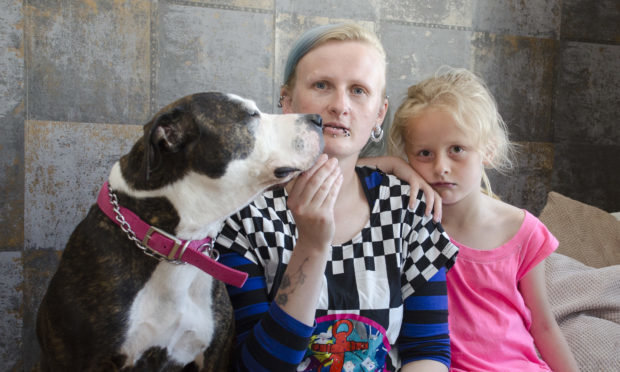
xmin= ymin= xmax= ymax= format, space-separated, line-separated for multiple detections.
xmin=370 ymin=67 xmax=579 ymax=371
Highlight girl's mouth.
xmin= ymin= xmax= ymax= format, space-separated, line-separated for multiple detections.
xmin=432 ymin=182 xmax=456 ymax=188
xmin=323 ymin=125 xmax=350 ymax=137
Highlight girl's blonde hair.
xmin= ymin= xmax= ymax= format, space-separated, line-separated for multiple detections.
xmin=388 ymin=66 xmax=516 ymax=197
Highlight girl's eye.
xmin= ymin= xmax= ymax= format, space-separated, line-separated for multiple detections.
xmin=419 ymin=150 xmax=431 ymax=157
xmin=451 ymin=146 xmax=464 ymax=154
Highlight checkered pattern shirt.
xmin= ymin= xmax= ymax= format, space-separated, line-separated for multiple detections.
xmin=216 ymin=167 xmax=458 ymax=371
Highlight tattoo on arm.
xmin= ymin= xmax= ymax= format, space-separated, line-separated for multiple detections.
xmin=275 ymin=258 xmax=309 ymax=306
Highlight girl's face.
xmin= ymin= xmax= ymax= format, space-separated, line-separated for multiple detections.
xmin=404 ymin=108 xmax=484 ymax=206
xmin=281 ymin=40 xmax=388 ymax=160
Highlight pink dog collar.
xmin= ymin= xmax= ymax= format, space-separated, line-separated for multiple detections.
xmin=97 ymin=182 xmax=248 ymax=288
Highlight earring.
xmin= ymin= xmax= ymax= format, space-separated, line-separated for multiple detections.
xmin=277 ymin=95 xmax=284 ymax=108
xmin=370 ymin=125 xmax=383 ymax=142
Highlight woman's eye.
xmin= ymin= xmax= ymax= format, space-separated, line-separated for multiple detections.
xmin=314 ymin=81 xmax=327 ymax=89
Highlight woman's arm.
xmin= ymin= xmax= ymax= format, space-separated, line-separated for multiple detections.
xmin=276 ymin=154 xmax=342 ymax=325
xmin=358 ymin=156 xmax=442 ymax=221
xmin=401 ymin=360 xmax=448 ymax=372
xmin=519 ymin=261 xmax=580 ymax=372
xmin=399 ymin=269 xmax=451 ymax=371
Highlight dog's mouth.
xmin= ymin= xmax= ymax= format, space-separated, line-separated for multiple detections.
xmin=274 ymin=166 xmax=300 ymax=179
xmin=264 ymin=167 xmax=301 ymax=191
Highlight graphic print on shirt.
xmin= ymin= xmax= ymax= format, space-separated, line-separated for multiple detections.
xmin=299 ymin=314 xmax=390 ymax=372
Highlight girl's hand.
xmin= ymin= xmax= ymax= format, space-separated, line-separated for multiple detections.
xmin=287 ymin=154 xmax=343 ymax=248
xmin=358 ymin=156 xmax=442 ymax=221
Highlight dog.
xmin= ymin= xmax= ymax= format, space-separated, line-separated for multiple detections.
xmin=35 ymin=92 xmax=324 ymax=371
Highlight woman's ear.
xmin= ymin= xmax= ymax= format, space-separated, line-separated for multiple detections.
xmin=377 ymin=96 xmax=389 ymax=125
xmin=279 ymin=87 xmax=292 ymax=113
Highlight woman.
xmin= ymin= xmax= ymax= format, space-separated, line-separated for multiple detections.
xmin=215 ymin=23 xmax=458 ymax=371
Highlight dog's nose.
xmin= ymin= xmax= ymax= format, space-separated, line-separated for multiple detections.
xmin=307 ymin=114 xmax=322 ymax=128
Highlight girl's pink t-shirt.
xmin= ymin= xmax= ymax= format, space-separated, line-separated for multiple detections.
xmin=447 ymin=210 xmax=558 ymax=372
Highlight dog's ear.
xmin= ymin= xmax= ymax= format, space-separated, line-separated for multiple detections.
xmin=143 ymin=106 xmax=199 ymax=181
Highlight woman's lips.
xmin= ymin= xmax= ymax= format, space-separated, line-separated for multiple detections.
xmin=323 ymin=125 xmax=350 ymax=137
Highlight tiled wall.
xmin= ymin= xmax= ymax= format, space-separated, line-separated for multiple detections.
xmin=1 ymin=0 xmax=618 ymax=369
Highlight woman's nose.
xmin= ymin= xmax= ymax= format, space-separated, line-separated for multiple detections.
xmin=328 ymin=89 xmax=350 ymax=116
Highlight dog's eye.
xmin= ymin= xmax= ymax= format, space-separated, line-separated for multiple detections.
xmin=250 ymin=111 xmax=260 ymax=118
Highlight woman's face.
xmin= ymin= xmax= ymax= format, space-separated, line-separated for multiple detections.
xmin=281 ymin=40 xmax=387 ymax=159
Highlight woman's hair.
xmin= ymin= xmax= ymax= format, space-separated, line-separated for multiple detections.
xmin=282 ymin=23 xmax=387 ymax=94
xmin=388 ymin=66 xmax=516 ymax=197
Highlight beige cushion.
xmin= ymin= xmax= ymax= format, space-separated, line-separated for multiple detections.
xmin=539 ymin=192 xmax=620 ymax=268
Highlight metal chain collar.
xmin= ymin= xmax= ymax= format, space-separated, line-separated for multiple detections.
xmin=107 ymin=185 xmax=187 ymax=264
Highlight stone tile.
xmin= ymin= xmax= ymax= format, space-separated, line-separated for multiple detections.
xmin=560 ymin=0 xmax=620 ymax=43
xmin=471 ymin=32 xmax=557 ymax=142
xmin=381 ymin=0 xmax=475 ymax=29
xmin=182 ymin=0 xmax=274 ymax=11
xmin=379 ymin=22 xmax=472 ymax=104
xmin=0 ymin=0 xmax=24 ymax=251
xmin=155 ymin=3 xmax=275 ymax=113
xmin=21 ymin=248 xmax=62 ymax=371
xmin=553 ymin=42 xmax=620 ymax=146
xmin=551 ymin=143 xmax=620 ymax=213
xmin=25 ymin=0 xmax=151 ymax=124
xmin=473 ymin=0 xmax=561 ymax=38
xmin=24 ymin=120 xmax=141 ymax=251
xmin=489 ymin=142 xmax=554 ymax=216
xmin=0 ymin=251 xmax=23 ymax=371
xmin=278 ymin=0 xmax=380 ymax=22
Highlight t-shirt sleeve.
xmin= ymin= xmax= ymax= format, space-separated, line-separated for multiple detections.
xmin=516 ymin=211 xmax=559 ymax=281
xmin=216 ymin=212 xmax=315 ymax=371
xmin=401 ymin=191 xmax=459 ymax=299
xmin=399 ymin=268 xmax=451 ymax=368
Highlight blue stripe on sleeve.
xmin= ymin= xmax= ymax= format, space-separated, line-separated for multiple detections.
xmin=219 ymin=252 xmax=252 ymax=267
xmin=240 ymin=343 xmax=271 ymax=372
xmin=427 ymin=267 xmax=446 ymax=281
xmin=252 ymin=321 xmax=308 ymax=365
xmin=227 ymin=276 xmax=266 ymax=295
xmin=402 ymin=322 xmax=450 ymax=337
xmin=235 ymin=302 xmax=270 ymax=319
xmin=404 ymin=295 xmax=448 ymax=310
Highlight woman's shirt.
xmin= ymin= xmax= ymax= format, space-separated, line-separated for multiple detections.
xmin=215 ymin=167 xmax=458 ymax=371
xmin=447 ymin=210 xmax=557 ymax=372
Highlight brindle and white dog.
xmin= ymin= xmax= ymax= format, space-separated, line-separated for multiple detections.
xmin=35 ymin=92 xmax=323 ymax=371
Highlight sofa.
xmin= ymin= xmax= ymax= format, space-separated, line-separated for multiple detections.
xmin=539 ymin=192 xmax=620 ymax=371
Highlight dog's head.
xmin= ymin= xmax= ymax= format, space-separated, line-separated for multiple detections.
xmin=117 ymin=92 xmax=323 ymax=236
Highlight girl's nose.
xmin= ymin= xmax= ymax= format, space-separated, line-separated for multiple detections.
xmin=434 ymin=155 xmax=450 ymax=175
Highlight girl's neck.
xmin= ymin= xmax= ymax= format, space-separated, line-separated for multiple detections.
xmin=440 ymin=190 xmax=486 ymax=229
xmin=440 ymin=191 xmax=525 ymax=251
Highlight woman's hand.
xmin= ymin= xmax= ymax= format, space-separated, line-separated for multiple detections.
xmin=358 ymin=156 xmax=442 ymax=221
xmin=287 ymin=154 xmax=343 ymax=248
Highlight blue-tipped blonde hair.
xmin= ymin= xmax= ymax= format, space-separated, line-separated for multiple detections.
xmin=388 ymin=66 xmax=516 ymax=197
xmin=282 ymin=23 xmax=387 ymax=95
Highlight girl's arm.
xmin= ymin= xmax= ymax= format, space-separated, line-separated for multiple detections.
xmin=519 ymin=261 xmax=580 ymax=372
xmin=358 ymin=156 xmax=442 ymax=221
